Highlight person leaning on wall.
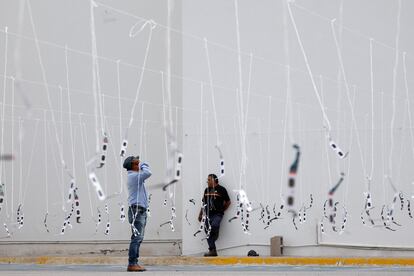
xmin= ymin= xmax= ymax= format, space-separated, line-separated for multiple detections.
xmin=198 ymin=173 xmax=231 ymax=257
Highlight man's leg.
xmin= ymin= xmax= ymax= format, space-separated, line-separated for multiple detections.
xmin=205 ymin=214 xmax=223 ymax=256
xmin=127 ymin=206 xmax=147 ymax=270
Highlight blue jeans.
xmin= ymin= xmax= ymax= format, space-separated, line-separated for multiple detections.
xmin=206 ymin=213 xmax=223 ymax=251
xmin=128 ymin=205 xmax=147 ymax=265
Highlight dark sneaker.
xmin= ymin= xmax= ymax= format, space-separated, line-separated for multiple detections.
xmin=127 ymin=264 xmax=146 ymax=272
xmin=203 ymin=249 xmax=218 ymax=257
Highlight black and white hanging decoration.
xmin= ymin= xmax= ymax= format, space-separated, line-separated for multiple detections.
xmin=320 ymin=173 xmax=348 ymax=234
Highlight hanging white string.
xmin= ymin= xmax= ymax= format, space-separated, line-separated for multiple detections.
xmin=0 ymin=24 xmax=407 ymax=120
xmin=377 ymin=91 xmax=386 ymax=204
xmin=9 ymin=77 xmax=15 ymax=220
xmin=139 ymin=102 xmax=145 ymax=158
xmin=369 ymin=38 xmax=375 ymax=184
xmin=26 ymin=0 xmax=73 ymax=180
xmin=403 ymin=52 xmax=414 ymax=161
xmin=46 ymin=122 xmax=66 ymax=212
xmin=95 ymin=0 xmax=414 ymax=71
xmin=161 ymin=72 xmax=169 ymax=160
xmin=334 ymin=0 xmax=344 ymax=175
xmin=105 ymin=125 xmax=125 ymax=197
xmin=288 ymin=2 xmax=351 ymax=163
xmin=330 ymin=19 xmax=369 ymax=181
xmin=388 ymin=0 xmax=402 ymax=178
xmin=13 ymin=0 xmax=25 ymax=86
xmin=0 ymin=27 xmax=8 ymax=193
xmin=0 ymin=6 xmax=410 ymax=108
xmin=266 ymin=96 xmax=273 ymax=197
xmin=320 ymin=76 xmax=333 ymax=190
xmin=64 ymin=47 xmax=76 ymax=182
xmin=78 ymin=116 xmax=95 ymax=218
xmin=197 ymin=83 xmax=205 ymax=235
xmin=21 ymin=119 xmax=40 ymax=206
xmin=287 ymin=3 xmax=332 ymax=131
xmin=18 ymin=121 xmax=41 ymax=230
xmin=129 ymin=19 xmax=151 ymax=38
xmin=116 ymin=60 xmax=124 ymax=195
xmin=59 ymin=87 xmax=65 ymax=212
xmin=238 ymin=52 xmax=254 ymax=189
xmin=122 ymin=19 xmax=156 ymax=156
xmin=343 ymin=87 xmax=356 ymax=207
xmin=403 ymin=53 xmax=414 ymax=199
xmin=203 ymin=39 xmax=221 ymax=147
xmin=234 ymin=0 xmax=248 ymax=191
xmin=257 ymin=118 xmax=267 ymax=211
xmin=44 ymin=110 xmax=49 ymax=225
xmin=280 ymin=68 xmax=293 ymax=201
xmin=244 ymin=52 xmax=253 ymax=145
xmin=198 ymin=83 xmax=204 ymax=209
xmin=89 ymin=0 xmax=105 ymax=153
xmin=395 ymin=101 xmax=408 ymax=185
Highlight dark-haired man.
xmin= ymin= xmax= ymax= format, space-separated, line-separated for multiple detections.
xmin=123 ymin=156 xmax=152 ymax=272
xmin=198 ymin=174 xmax=231 ymax=257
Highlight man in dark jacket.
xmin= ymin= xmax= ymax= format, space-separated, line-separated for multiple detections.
xmin=198 ymin=174 xmax=231 ymax=256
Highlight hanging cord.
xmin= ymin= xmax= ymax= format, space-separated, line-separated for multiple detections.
xmin=343 ymin=87 xmax=356 ymax=210
xmin=7 ymin=77 xmax=16 ymax=220
xmin=0 ymin=27 xmax=8 ymax=194
xmin=319 ymin=76 xmax=333 ymax=193
xmin=116 ymin=60 xmax=124 ymax=195
xmin=368 ymin=38 xmax=375 ymax=184
xmin=330 ymin=19 xmax=371 ymax=185
xmin=78 ymin=116 xmax=95 ymax=218
xmin=64 ymin=47 xmax=76 ymax=181
xmin=233 ymin=0 xmax=250 ymax=192
xmin=388 ymin=0 xmax=402 ymax=178
xmin=402 ymin=53 xmax=414 ymax=199
xmin=46 ymin=121 xmax=66 ymax=213
xmin=89 ymin=0 xmax=106 ymax=154
xmin=152 ymin=73 xmax=183 ymax=191
xmin=120 ymin=20 xmax=156 ymax=157
xmin=26 ymin=2 xmax=75 ymax=214
xmin=204 ymin=39 xmax=226 ymax=180
xmin=43 ymin=110 xmax=49 ymax=232
xmin=20 ymin=119 xmax=41 ymax=224
xmin=194 ymin=83 xmax=207 ymax=237
xmin=286 ymin=3 xmax=331 ymax=131
xmin=287 ymin=2 xmax=348 ymax=161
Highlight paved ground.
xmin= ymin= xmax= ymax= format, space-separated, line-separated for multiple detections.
xmin=1 ymin=264 xmax=414 ymax=275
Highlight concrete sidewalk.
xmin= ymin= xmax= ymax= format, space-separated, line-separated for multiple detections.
xmin=1 ymin=256 xmax=414 ymax=267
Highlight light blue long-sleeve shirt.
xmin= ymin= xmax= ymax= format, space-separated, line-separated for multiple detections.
xmin=127 ymin=162 xmax=152 ymax=208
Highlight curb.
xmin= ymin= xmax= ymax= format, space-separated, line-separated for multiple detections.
xmin=1 ymin=256 xmax=414 ymax=267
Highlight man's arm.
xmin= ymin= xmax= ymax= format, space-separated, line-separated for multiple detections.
xmin=223 ymin=200 xmax=231 ymax=212
xmin=198 ymin=208 xmax=203 ymax=222
xmin=138 ymin=162 xmax=152 ymax=180
xmin=198 ymin=191 xmax=206 ymax=222
xmin=222 ymin=187 xmax=231 ymax=212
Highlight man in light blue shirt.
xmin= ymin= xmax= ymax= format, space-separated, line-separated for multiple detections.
xmin=123 ymin=155 xmax=152 ymax=272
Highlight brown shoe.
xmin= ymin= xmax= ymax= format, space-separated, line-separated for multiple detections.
xmin=127 ymin=264 xmax=146 ymax=272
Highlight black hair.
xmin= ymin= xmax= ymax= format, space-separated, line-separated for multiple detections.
xmin=123 ymin=155 xmax=139 ymax=171
xmin=208 ymin=173 xmax=219 ymax=184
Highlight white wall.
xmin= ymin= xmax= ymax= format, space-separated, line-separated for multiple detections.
xmin=0 ymin=0 xmax=183 ymax=243
xmin=181 ymin=0 xmax=414 ymax=255
xmin=2 ymin=0 xmax=414 ymax=257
